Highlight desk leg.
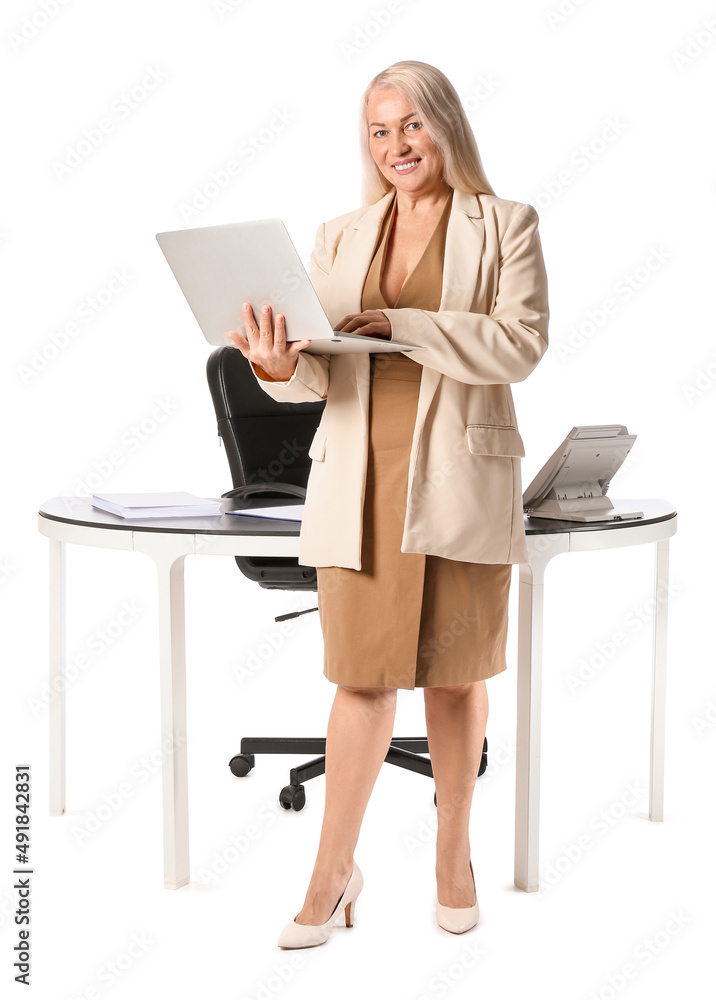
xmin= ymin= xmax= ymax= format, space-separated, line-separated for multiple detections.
xmin=650 ymin=538 xmax=670 ymax=822
xmin=514 ymin=560 xmax=545 ymax=892
xmin=141 ymin=539 xmax=193 ymax=889
xmin=49 ymin=539 xmax=66 ymax=816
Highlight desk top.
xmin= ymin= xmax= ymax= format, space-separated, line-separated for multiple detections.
xmin=524 ymin=498 xmax=676 ymax=535
xmin=38 ymin=496 xmax=302 ymax=536
xmin=38 ymin=497 xmax=676 ymax=537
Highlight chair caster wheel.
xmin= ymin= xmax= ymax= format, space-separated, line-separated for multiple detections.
xmin=279 ymin=784 xmax=306 ymax=811
xmin=229 ymin=753 xmax=254 ymax=777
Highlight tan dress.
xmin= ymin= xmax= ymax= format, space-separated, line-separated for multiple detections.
xmin=316 ymin=188 xmax=512 ymax=689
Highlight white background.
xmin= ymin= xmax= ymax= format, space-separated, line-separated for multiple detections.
xmin=2 ymin=0 xmax=715 ymax=997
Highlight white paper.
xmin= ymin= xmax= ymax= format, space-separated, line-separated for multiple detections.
xmin=93 ymin=491 xmax=220 ymax=508
xmin=226 ymin=504 xmax=304 ymax=521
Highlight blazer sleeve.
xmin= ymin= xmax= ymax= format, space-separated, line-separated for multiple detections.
xmin=247 ymin=223 xmax=332 ymax=403
xmin=381 ymin=204 xmax=549 ymax=385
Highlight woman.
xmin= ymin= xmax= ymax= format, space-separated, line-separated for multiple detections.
xmin=227 ymin=60 xmax=549 ymax=947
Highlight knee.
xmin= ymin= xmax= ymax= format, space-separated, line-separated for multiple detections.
xmin=339 ymin=684 xmax=397 ymax=697
xmin=424 ymin=680 xmax=485 ymax=698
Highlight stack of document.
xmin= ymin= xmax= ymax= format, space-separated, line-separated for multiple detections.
xmin=227 ymin=503 xmax=303 ymax=521
xmin=91 ymin=492 xmax=222 ymax=519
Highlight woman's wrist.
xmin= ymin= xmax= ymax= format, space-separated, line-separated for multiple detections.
xmin=251 ymin=359 xmax=296 ymax=382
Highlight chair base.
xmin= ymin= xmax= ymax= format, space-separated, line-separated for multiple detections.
xmin=229 ymin=737 xmax=488 ymax=811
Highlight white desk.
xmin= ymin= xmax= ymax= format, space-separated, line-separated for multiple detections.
xmin=517 ymin=499 xmax=676 ymax=890
xmin=38 ymin=496 xmax=676 ymax=891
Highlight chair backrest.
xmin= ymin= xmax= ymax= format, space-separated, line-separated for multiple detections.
xmin=206 ymin=347 xmax=325 ymax=591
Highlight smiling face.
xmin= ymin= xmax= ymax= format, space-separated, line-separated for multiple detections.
xmin=367 ymin=86 xmax=448 ymax=201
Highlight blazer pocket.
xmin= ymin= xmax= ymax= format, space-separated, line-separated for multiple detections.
xmin=466 ymin=424 xmax=525 ymax=457
xmin=308 ymin=427 xmax=327 ymax=462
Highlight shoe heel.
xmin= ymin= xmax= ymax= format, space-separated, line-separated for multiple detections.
xmin=344 ymin=900 xmax=354 ymax=928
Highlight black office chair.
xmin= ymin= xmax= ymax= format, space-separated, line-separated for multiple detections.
xmin=206 ymin=346 xmax=487 ymax=811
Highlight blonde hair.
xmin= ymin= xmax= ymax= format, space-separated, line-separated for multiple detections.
xmin=359 ymin=60 xmax=496 ymax=206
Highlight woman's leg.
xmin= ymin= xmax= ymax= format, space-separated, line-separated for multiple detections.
xmin=423 ymin=680 xmax=487 ymax=907
xmin=294 ymin=683 xmax=398 ymax=925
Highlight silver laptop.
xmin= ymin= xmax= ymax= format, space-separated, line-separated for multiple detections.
xmin=155 ymin=218 xmax=425 ymax=356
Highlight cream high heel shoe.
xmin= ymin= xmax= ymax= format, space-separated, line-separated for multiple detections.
xmin=277 ymin=863 xmax=364 ymax=949
xmin=436 ymin=860 xmax=479 ymax=934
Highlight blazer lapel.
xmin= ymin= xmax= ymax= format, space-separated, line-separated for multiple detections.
xmin=324 ymin=190 xmax=394 ymax=430
xmin=325 ymin=189 xmax=394 ymax=324
xmin=440 ymin=188 xmax=485 ymax=311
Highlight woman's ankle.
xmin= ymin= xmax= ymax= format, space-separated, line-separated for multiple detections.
xmin=435 ymin=837 xmax=471 ymax=864
xmin=309 ymin=854 xmax=354 ymax=885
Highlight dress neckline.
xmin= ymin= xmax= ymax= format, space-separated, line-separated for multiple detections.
xmin=378 ymin=189 xmax=453 ymax=309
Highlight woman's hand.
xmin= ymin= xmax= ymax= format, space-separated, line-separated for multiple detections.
xmin=334 ymin=310 xmax=392 ymax=340
xmin=226 ymin=302 xmax=311 ymax=381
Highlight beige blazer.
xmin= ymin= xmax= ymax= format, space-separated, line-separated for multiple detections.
xmin=248 ymin=188 xmax=549 ymax=569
